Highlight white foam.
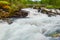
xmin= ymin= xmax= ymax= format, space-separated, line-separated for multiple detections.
xmin=0 ymin=8 xmax=60 ymax=40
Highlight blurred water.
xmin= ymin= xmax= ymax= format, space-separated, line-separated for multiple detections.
xmin=0 ymin=8 xmax=60 ymax=40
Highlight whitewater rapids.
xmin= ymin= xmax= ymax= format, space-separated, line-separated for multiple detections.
xmin=0 ymin=8 xmax=60 ymax=40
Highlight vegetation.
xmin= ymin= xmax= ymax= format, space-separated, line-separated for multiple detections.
xmin=0 ymin=0 xmax=60 ymax=18
xmin=41 ymin=0 xmax=60 ymax=8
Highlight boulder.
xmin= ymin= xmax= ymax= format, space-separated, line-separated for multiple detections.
xmin=40 ymin=8 xmax=57 ymax=17
xmin=19 ymin=10 xmax=29 ymax=18
xmin=11 ymin=10 xmax=29 ymax=18
xmin=55 ymin=9 xmax=60 ymax=15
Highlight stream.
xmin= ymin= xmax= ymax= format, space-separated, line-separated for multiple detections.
xmin=0 ymin=8 xmax=60 ymax=40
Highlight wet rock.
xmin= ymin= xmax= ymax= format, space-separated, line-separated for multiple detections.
xmin=12 ymin=10 xmax=29 ymax=18
xmin=55 ymin=9 xmax=60 ymax=15
xmin=47 ymin=10 xmax=56 ymax=17
xmin=45 ymin=28 xmax=60 ymax=37
xmin=40 ymin=8 xmax=57 ymax=17
xmin=38 ymin=7 xmax=41 ymax=12
xmin=19 ymin=10 xmax=29 ymax=18
xmin=2 ymin=18 xmax=13 ymax=24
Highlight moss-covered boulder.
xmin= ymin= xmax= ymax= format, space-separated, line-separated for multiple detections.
xmin=0 ymin=1 xmax=11 ymax=11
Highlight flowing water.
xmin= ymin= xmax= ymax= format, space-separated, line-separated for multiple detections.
xmin=0 ymin=8 xmax=60 ymax=40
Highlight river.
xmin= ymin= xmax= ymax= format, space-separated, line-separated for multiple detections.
xmin=0 ymin=8 xmax=60 ymax=40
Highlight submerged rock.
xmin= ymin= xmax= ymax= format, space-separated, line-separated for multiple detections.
xmin=45 ymin=28 xmax=60 ymax=37
xmin=2 ymin=18 xmax=13 ymax=24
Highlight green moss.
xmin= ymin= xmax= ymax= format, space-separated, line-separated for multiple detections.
xmin=0 ymin=1 xmax=10 ymax=5
xmin=45 ymin=5 xmax=54 ymax=9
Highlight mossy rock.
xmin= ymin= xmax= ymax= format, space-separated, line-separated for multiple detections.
xmin=0 ymin=1 xmax=11 ymax=12
xmin=0 ymin=10 xmax=10 ymax=18
xmin=49 ymin=33 xmax=60 ymax=37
